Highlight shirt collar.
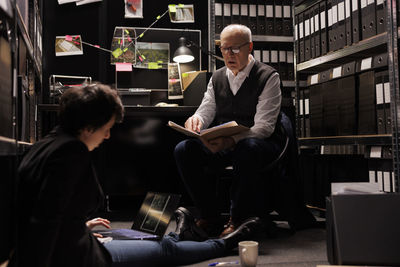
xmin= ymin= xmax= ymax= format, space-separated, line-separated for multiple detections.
xmin=226 ymin=55 xmax=255 ymax=79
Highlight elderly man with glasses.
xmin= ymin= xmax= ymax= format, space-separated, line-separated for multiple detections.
xmin=174 ymin=24 xmax=283 ymax=239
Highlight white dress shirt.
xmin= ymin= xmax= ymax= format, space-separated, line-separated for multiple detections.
xmin=194 ymin=55 xmax=282 ymax=143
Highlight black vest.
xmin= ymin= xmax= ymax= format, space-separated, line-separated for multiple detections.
xmin=211 ymin=61 xmax=277 ymax=128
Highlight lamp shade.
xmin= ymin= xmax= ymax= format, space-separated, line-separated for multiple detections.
xmin=173 ymin=37 xmax=195 ymax=63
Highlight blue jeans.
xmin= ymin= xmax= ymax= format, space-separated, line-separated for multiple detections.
xmin=174 ymin=137 xmax=282 ymax=222
xmin=104 ymin=232 xmax=225 ymax=266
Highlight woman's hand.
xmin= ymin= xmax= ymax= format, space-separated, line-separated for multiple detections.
xmin=86 ymin=217 xmax=111 ymax=238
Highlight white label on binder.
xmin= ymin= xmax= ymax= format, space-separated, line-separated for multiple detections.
xmin=370 ymin=146 xmax=382 ymax=158
xmin=314 ymin=14 xmax=320 ymax=30
xmin=345 ymin=0 xmax=351 ymax=18
xmin=361 ymin=57 xmax=372 ymax=70
xmin=311 ymin=74 xmax=319 ymax=85
xmin=224 ymin=3 xmax=231 ymax=16
xmin=287 ymin=51 xmax=294 ymax=63
xmin=320 ymin=145 xmax=325 ymax=154
xmin=311 ymin=16 xmax=315 ymax=34
xmin=377 ymin=0 xmax=384 ymax=5
xmin=328 ymin=8 xmax=333 ymax=27
xmin=299 ymin=22 xmax=304 ymax=38
xmin=275 ymin=5 xmax=282 ymax=18
xmin=266 ymin=5 xmax=274 ymax=17
xmin=332 ymin=5 xmax=338 ymax=24
xmin=392 ymin=172 xmax=395 ymax=191
xmin=284 ymin=5 xmax=291 ymax=18
xmin=376 ymin=83 xmax=384 ymax=104
xmin=241 ymin=4 xmax=248 ymax=16
xmin=305 ymin=19 xmax=310 ymax=36
xmin=361 ymin=0 xmax=367 ymax=9
xmin=295 ymin=24 xmax=298 ymax=40
xmin=377 ymin=171 xmax=383 ymax=191
xmin=279 ymin=50 xmax=286 ymax=62
xmin=369 ymin=170 xmax=376 ymax=183
xmin=305 ymin=99 xmax=310 ymax=115
xmin=262 ymin=50 xmax=270 ymax=63
xmin=250 ymin=4 xmax=256 ymax=17
xmin=321 ymin=11 xmax=326 ymax=29
xmin=332 ymin=66 xmax=342 ymax=78
xmin=338 ymin=2 xmax=345 ymax=21
xmin=271 ymin=50 xmax=278 ymax=63
xmin=215 ymin=3 xmax=222 ymax=16
xmin=367 ymin=0 xmax=375 ymax=5
xmin=353 ymin=0 xmax=359 ymax=11
xmin=299 ymin=99 xmax=304 ymax=115
xmin=232 ymin=4 xmax=239 ymax=15
xmin=254 ymin=50 xmax=261 ymax=61
xmin=383 ymin=172 xmax=391 ymax=192
xmin=258 ymin=5 xmax=265 ymax=16
xmin=384 ymin=82 xmax=391 ymax=103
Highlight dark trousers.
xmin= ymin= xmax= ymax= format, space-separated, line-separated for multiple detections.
xmin=174 ymin=137 xmax=283 ymax=222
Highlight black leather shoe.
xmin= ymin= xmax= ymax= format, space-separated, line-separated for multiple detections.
xmin=174 ymin=207 xmax=208 ymax=242
xmin=221 ymin=217 xmax=262 ymax=250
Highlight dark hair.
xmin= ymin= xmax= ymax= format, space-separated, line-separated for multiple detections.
xmin=59 ymin=83 xmax=124 ymax=136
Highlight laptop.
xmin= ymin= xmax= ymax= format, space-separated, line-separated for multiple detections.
xmin=95 ymin=192 xmax=181 ymax=240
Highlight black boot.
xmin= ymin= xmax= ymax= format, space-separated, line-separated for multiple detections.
xmin=174 ymin=207 xmax=208 ymax=242
xmin=221 ymin=217 xmax=262 ymax=250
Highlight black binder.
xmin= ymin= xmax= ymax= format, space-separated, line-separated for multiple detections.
xmin=373 ymin=52 xmax=388 ymax=69
xmin=282 ymin=0 xmax=292 ymax=36
xmin=310 ymin=83 xmax=324 ymax=137
xmin=299 ymin=88 xmax=305 ymax=137
xmin=274 ymin=0 xmax=284 ymax=35
xmin=304 ymin=9 xmax=311 ymax=61
xmin=279 ymin=50 xmax=288 ymax=80
xmin=323 ymin=79 xmax=340 ymax=136
xmin=215 ymin=1 xmax=223 ymax=34
xmin=295 ymin=15 xmax=300 ymax=62
xmin=382 ymin=72 xmax=391 ymax=134
xmin=375 ymin=71 xmax=386 ymax=134
xmin=327 ymin=0 xmax=335 ymax=51
xmin=320 ymin=1 xmax=328 ymax=55
xmin=310 ymin=6 xmax=316 ymax=58
xmin=338 ymin=75 xmax=357 ymax=135
xmin=270 ymin=48 xmax=279 ymax=72
xmin=337 ymin=0 xmax=346 ymax=49
xmin=345 ymin=0 xmax=352 ymax=46
xmin=304 ymin=88 xmax=310 ymax=137
xmin=342 ymin=61 xmax=356 ymax=77
xmin=376 ymin=0 xmax=387 ymax=34
xmin=299 ymin=12 xmax=305 ymax=62
xmin=262 ymin=48 xmax=270 ymax=65
xmin=223 ymin=2 xmax=232 ymax=29
xmin=257 ymin=2 xmax=266 ymax=35
xmin=314 ymin=4 xmax=321 ymax=57
xmin=287 ymin=51 xmax=294 ymax=80
xmin=361 ymin=0 xmax=377 ymax=40
xmin=240 ymin=3 xmax=249 ymax=29
xmin=232 ymin=3 xmax=241 ymax=25
xmin=266 ymin=3 xmax=275 ymax=35
xmin=352 ymin=0 xmax=361 ymax=43
xmin=358 ymin=71 xmax=376 ymax=134
xmin=249 ymin=3 xmax=258 ymax=35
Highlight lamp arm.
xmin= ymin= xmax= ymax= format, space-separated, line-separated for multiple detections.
xmin=187 ymin=40 xmax=224 ymax=62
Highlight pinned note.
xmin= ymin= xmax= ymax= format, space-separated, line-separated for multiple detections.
xmin=115 ymin=62 xmax=132 ymax=72
xmin=169 ymin=4 xmax=176 ymax=12
xmin=65 ymin=35 xmax=73 ymax=42
xmin=148 ymin=62 xmax=160 ymax=69
xmin=112 ymin=48 xmax=123 ymax=58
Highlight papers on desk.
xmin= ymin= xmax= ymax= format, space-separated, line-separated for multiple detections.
xmin=97 ymin=236 xmax=113 ymax=244
xmin=58 ymin=0 xmax=102 ymax=5
xmin=331 ymin=182 xmax=382 ymax=195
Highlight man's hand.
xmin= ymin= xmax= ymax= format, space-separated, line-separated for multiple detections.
xmin=86 ymin=217 xmax=111 ymax=238
xmin=201 ymin=136 xmax=235 ymax=153
xmin=185 ymin=116 xmax=202 ymax=133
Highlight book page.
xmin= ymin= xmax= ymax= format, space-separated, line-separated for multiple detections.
xmin=167 ymin=121 xmax=199 ymax=138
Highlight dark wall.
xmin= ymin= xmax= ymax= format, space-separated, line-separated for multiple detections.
xmin=42 ymin=0 xmax=209 ymax=100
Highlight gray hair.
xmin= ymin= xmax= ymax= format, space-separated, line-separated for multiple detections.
xmin=221 ymin=24 xmax=252 ymax=42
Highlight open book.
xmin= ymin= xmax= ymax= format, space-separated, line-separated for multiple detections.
xmin=168 ymin=121 xmax=249 ymax=141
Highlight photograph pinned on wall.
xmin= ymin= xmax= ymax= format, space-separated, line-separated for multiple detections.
xmin=168 ymin=4 xmax=194 ymax=23
xmin=168 ymin=63 xmax=184 ymax=100
xmin=110 ymin=27 xmax=137 ymax=64
xmin=55 ymin=35 xmax=83 ymax=56
xmin=124 ymin=0 xmax=143 ymax=18
xmin=135 ymin=42 xmax=169 ymax=69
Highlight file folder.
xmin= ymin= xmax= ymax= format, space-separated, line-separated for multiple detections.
xmin=320 ymin=1 xmax=328 ymax=54
xmin=314 ymin=4 xmax=321 ymax=57
xmin=274 ymin=0 xmax=284 ymax=35
xmin=304 ymin=9 xmax=311 ymax=61
xmin=375 ymin=71 xmax=385 ymax=134
xmin=262 ymin=48 xmax=270 ymax=64
xmin=253 ymin=49 xmax=262 ymax=62
xmin=232 ymin=3 xmax=240 ymax=25
xmin=223 ymin=3 xmax=232 ymax=29
xmin=282 ymin=0 xmax=292 ymax=36
xmin=257 ymin=2 xmax=266 ymax=35
xmin=383 ymin=73 xmax=391 ymax=134
xmin=249 ymin=3 xmax=258 ymax=35
xmin=352 ymin=0 xmax=361 ymax=43
xmin=337 ymin=0 xmax=346 ymax=49
xmin=240 ymin=3 xmax=249 ymax=29
xmin=215 ymin=1 xmax=223 ymax=34
xmin=376 ymin=0 xmax=386 ymax=34
xmin=358 ymin=70 xmax=376 ymax=134
xmin=266 ymin=4 xmax=275 ymax=35
xmin=345 ymin=0 xmax=352 ymax=46
xmin=361 ymin=0 xmax=377 ymax=40
xmin=299 ymin=12 xmax=305 ymax=62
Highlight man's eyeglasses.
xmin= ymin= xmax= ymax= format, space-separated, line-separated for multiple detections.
xmin=219 ymin=42 xmax=249 ymax=54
